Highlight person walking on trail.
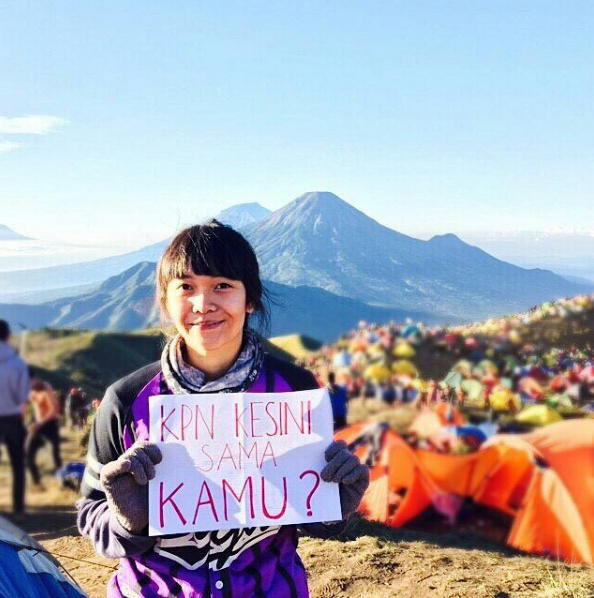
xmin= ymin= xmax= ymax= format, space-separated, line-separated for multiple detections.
xmin=0 ymin=319 xmax=30 ymax=520
xmin=66 ymin=387 xmax=88 ymax=429
xmin=26 ymin=378 xmax=62 ymax=491
xmin=77 ymin=221 xmax=369 ymax=598
xmin=327 ymin=371 xmax=348 ymax=430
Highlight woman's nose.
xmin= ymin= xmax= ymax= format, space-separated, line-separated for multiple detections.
xmin=189 ymin=293 xmax=215 ymax=313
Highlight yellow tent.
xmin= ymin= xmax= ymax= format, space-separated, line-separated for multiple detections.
xmin=349 ymin=340 xmax=367 ymax=353
xmin=364 ymin=364 xmax=391 ymax=383
xmin=489 ymin=389 xmax=522 ymax=412
xmin=391 ymin=360 xmax=419 ymax=377
xmin=367 ymin=344 xmax=387 ymax=360
xmin=516 ymin=404 xmax=563 ymax=427
xmin=393 ymin=343 xmax=416 ymax=358
xmin=509 ymin=329 xmax=522 ymax=345
xmin=410 ymin=379 xmax=428 ymax=392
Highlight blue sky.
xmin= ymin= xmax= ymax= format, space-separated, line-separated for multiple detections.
xmin=0 ymin=1 xmax=592 ymax=248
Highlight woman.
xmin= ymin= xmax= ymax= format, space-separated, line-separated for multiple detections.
xmin=77 ymin=221 xmax=369 ymax=598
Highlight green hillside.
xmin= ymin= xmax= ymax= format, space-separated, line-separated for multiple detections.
xmin=18 ymin=328 xmax=296 ymax=397
xmin=269 ymin=334 xmax=322 ymax=360
xmin=518 ymin=309 xmax=594 ymax=349
xmin=20 ymin=328 xmax=164 ymax=396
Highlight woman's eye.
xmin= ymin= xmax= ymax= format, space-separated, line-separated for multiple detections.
xmin=216 ymin=282 xmax=233 ymax=290
xmin=178 ymin=283 xmax=192 ymax=291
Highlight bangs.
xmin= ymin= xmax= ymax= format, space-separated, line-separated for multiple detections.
xmin=159 ymin=225 xmax=247 ymax=285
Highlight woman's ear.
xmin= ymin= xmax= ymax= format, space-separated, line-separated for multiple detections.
xmin=246 ymin=303 xmax=255 ymax=314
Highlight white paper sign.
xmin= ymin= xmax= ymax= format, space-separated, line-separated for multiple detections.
xmin=148 ymin=388 xmax=342 ymax=536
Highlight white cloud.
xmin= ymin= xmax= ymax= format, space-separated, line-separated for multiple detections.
xmin=0 ymin=115 xmax=67 ymax=135
xmin=0 ymin=141 xmax=21 ymax=153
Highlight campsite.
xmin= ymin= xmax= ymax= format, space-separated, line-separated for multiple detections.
xmin=2 ymin=294 xmax=594 ymax=596
xmin=2 ymin=5 xmax=594 ymax=594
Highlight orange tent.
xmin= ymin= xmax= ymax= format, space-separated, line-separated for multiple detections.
xmin=335 ymin=423 xmax=434 ymax=526
xmin=484 ymin=421 xmax=594 ymax=563
xmin=337 ymin=420 xmax=594 ymax=564
xmin=549 ymin=374 xmax=570 ymax=392
xmin=434 ymin=402 xmax=466 ymax=426
xmin=518 ymin=377 xmax=545 ymax=400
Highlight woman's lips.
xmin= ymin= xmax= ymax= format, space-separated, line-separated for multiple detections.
xmin=190 ymin=320 xmax=224 ymax=331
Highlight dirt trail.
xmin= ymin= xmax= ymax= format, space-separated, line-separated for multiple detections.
xmin=2 ymin=425 xmax=594 ymax=597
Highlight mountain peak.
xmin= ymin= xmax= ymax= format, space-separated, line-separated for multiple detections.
xmin=0 ymin=224 xmax=32 ymax=241
xmin=280 ymin=191 xmax=370 ymax=222
xmin=97 ymin=261 xmax=156 ymax=292
xmin=216 ymin=202 xmax=271 ymax=229
xmin=293 ymin=191 xmax=347 ymax=209
xmin=429 ymin=233 xmax=464 ymax=245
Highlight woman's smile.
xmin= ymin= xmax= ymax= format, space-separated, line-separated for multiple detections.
xmin=189 ymin=320 xmax=225 ymax=331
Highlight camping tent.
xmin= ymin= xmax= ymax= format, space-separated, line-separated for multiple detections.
xmin=515 ymin=404 xmax=563 ymax=427
xmin=336 ymin=419 xmax=594 ymax=564
xmin=0 ymin=516 xmax=86 ymax=598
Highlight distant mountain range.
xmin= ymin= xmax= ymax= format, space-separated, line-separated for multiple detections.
xmin=0 ymin=261 xmax=441 ymax=342
xmin=242 ymin=192 xmax=589 ymax=320
xmin=461 ymin=230 xmax=594 ymax=283
xmin=0 ymin=204 xmax=272 ymax=300
xmin=0 ymin=204 xmax=273 ymax=302
xmin=0 ymin=192 xmax=591 ymax=336
xmin=0 ymin=224 xmax=31 ymax=241
xmin=0 ymin=239 xmax=168 ymax=302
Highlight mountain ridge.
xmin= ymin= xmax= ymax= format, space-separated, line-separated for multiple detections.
xmin=242 ymin=191 xmax=589 ymax=319
xmin=0 ymin=224 xmax=32 ymax=241
xmin=0 ymin=192 xmax=589 ymax=320
xmin=0 ymin=261 xmax=446 ymax=342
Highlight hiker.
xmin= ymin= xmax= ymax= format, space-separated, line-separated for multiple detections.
xmin=362 ymin=379 xmax=376 ymax=401
xmin=380 ymin=379 xmax=396 ymax=405
xmin=395 ymin=380 xmax=414 ymax=404
xmin=26 ymin=378 xmax=62 ymax=490
xmin=0 ymin=319 xmax=30 ymax=519
xmin=327 ymin=371 xmax=348 ymax=430
xmin=77 ymin=221 xmax=369 ymax=598
xmin=66 ymin=387 xmax=88 ymax=429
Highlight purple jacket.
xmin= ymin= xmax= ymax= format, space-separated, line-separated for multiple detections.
xmin=77 ymin=355 xmax=345 ymax=597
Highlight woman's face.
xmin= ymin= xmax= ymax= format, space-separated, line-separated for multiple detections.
xmin=165 ymin=270 xmax=253 ymax=358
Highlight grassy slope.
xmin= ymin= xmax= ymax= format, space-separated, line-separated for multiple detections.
xmin=404 ymin=307 xmax=594 ymax=382
xmin=270 ymin=333 xmax=323 ymax=360
xmin=20 ymin=328 xmax=164 ymax=396
xmin=19 ymin=329 xmax=296 ymax=397
xmin=519 ymin=310 xmax=594 ymax=349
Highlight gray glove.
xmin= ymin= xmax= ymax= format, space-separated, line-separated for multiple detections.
xmin=321 ymin=440 xmax=370 ymax=519
xmin=100 ymin=441 xmax=163 ymax=534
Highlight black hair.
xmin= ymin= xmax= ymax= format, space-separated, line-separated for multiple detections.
xmin=0 ymin=320 xmax=10 ymax=342
xmin=156 ymin=220 xmax=270 ymax=334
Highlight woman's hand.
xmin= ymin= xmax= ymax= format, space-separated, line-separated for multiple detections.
xmin=321 ymin=440 xmax=370 ymax=519
xmin=100 ymin=441 xmax=162 ymax=534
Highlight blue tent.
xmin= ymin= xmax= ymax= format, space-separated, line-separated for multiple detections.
xmin=0 ymin=516 xmax=86 ymax=598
